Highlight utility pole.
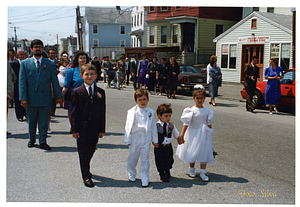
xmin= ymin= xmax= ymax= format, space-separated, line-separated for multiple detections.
xmin=291 ymin=8 xmax=296 ymax=68
xmin=10 ymin=26 xmax=19 ymax=52
xmin=76 ymin=5 xmax=83 ymax=51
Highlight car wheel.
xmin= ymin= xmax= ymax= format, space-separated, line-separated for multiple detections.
xmin=252 ymin=90 xmax=263 ymax=108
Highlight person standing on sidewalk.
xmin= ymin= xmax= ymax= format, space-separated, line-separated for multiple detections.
xmin=19 ymin=39 xmax=63 ymax=150
xmin=243 ymin=56 xmax=260 ymax=113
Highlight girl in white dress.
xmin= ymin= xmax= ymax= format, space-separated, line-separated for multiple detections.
xmin=176 ymin=85 xmax=215 ymax=181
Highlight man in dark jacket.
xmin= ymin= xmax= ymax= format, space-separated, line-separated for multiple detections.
xmin=243 ymin=56 xmax=260 ymax=112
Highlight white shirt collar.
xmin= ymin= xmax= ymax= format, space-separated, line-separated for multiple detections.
xmin=158 ymin=119 xmax=169 ymax=126
xmin=33 ymin=56 xmax=42 ymax=63
xmin=136 ymin=105 xmax=148 ymax=112
xmin=84 ymin=82 xmax=94 ymax=94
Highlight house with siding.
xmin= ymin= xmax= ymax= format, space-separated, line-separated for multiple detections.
xmin=82 ymin=7 xmax=131 ymax=57
xmin=130 ymin=6 xmax=148 ymax=48
xmin=213 ymin=11 xmax=293 ymax=83
xmin=145 ymin=6 xmax=243 ymax=64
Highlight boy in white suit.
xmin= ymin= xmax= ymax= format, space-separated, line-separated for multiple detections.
xmin=124 ymin=89 xmax=159 ymax=187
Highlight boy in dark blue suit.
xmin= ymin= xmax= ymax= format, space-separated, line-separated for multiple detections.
xmin=71 ymin=64 xmax=106 ymax=187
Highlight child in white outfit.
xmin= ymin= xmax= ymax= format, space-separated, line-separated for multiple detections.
xmin=124 ymin=89 xmax=159 ymax=187
xmin=176 ymin=86 xmax=215 ymax=181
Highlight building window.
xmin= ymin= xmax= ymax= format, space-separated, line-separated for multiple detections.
xmin=93 ymin=25 xmax=98 ymax=34
xmin=120 ymin=25 xmax=125 ymax=35
xmin=267 ymin=7 xmax=274 ymax=13
xmin=172 ymin=25 xmax=178 ymax=44
xmin=253 ymin=7 xmax=259 ymax=11
xmin=251 ymin=19 xmax=257 ymax=29
xmin=149 ymin=26 xmax=155 ymax=44
xmin=175 ymin=6 xmax=181 ymax=10
xmin=215 ymin=24 xmax=224 ymax=37
xmin=120 ymin=39 xmax=126 ymax=47
xmin=131 ymin=17 xmax=133 ymax=27
xmin=161 ymin=6 xmax=168 ymax=11
xmin=221 ymin=44 xmax=228 ymax=68
xmin=229 ymin=44 xmax=237 ymax=69
xmin=140 ymin=12 xmax=143 ymax=26
xmin=161 ymin=26 xmax=167 ymax=44
xmin=149 ymin=6 xmax=155 ymax=12
xmin=270 ymin=43 xmax=280 ymax=58
xmin=281 ymin=43 xmax=291 ymax=70
xmin=221 ymin=44 xmax=237 ymax=69
xmin=134 ymin=16 xmax=136 ymax=27
xmin=93 ymin=39 xmax=98 ymax=47
xmin=271 ymin=43 xmax=291 ymax=71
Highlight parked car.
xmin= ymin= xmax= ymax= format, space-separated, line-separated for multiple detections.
xmin=177 ymin=64 xmax=208 ymax=92
xmin=240 ymin=68 xmax=295 ymax=108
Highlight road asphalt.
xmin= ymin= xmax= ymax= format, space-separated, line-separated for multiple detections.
xmin=6 ymin=81 xmax=295 ymax=204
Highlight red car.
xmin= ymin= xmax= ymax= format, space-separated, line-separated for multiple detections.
xmin=240 ymin=68 xmax=295 ymax=108
xmin=177 ymin=65 xmax=208 ymax=92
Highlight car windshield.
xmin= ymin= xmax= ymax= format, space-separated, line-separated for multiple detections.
xmin=280 ymin=70 xmax=295 ymax=84
xmin=179 ymin=66 xmax=201 ymax=74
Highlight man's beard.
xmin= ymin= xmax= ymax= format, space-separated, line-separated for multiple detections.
xmin=33 ymin=51 xmax=42 ymax=58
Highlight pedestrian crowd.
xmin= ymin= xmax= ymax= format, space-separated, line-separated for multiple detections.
xmin=99 ymin=53 xmax=180 ymax=99
xmin=7 ymin=39 xmax=217 ymax=189
xmin=7 ymin=38 xmax=284 ymax=188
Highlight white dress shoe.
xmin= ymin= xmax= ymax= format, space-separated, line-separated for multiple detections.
xmin=200 ymin=169 xmax=209 ymax=181
xmin=129 ymin=176 xmax=136 ymax=182
xmin=189 ymin=167 xmax=196 ymax=178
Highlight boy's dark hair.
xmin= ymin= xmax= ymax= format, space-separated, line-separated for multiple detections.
xmin=31 ymin=39 xmax=43 ymax=49
xmin=161 ymin=57 xmax=166 ymax=61
xmin=192 ymin=89 xmax=207 ymax=97
xmin=134 ymin=89 xmax=149 ymax=101
xmin=156 ymin=103 xmax=172 ymax=116
xmin=80 ymin=63 xmax=97 ymax=74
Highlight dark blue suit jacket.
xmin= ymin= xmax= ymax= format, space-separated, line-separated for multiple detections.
xmin=70 ymin=84 xmax=106 ymax=137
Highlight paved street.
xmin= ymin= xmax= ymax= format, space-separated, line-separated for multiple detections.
xmin=6 ymin=82 xmax=295 ymax=204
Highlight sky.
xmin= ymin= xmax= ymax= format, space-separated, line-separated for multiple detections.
xmin=7 ymin=5 xmax=132 ymax=46
xmin=5 ymin=1 xmax=296 ymax=46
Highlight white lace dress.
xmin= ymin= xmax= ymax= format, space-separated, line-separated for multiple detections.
xmin=176 ymin=106 xmax=215 ymax=164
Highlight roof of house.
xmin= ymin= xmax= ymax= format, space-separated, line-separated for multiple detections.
xmin=85 ymin=7 xmax=131 ymax=24
xmin=213 ymin=11 xmax=292 ymax=42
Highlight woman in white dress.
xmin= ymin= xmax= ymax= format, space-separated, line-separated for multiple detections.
xmin=176 ymin=85 xmax=215 ymax=181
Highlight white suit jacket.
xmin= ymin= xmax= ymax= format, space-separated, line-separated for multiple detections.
xmin=124 ymin=105 xmax=158 ymax=145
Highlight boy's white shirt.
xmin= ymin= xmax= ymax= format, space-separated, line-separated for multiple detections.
xmin=124 ymin=105 xmax=158 ymax=145
xmin=157 ymin=120 xmax=180 ymax=145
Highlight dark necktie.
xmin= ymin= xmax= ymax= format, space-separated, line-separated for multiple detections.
xmin=89 ymin=86 xmax=93 ymax=101
xmin=163 ymin=123 xmax=167 ymax=137
xmin=37 ymin=60 xmax=40 ymax=74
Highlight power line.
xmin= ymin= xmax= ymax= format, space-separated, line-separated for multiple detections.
xmin=8 ymin=7 xmax=73 ymax=24
xmin=8 ymin=6 xmax=68 ymax=20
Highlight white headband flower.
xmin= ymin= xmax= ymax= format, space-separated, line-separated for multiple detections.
xmin=194 ymin=84 xmax=205 ymax=89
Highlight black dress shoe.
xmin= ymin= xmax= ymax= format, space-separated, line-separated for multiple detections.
xmin=40 ymin=143 xmax=51 ymax=150
xmin=28 ymin=141 xmax=35 ymax=148
xmin=84 ymin=179 xmax=94 ymax=187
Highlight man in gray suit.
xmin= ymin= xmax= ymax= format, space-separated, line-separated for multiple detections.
xmin=19 ymin=39 xmax=63 ymax=150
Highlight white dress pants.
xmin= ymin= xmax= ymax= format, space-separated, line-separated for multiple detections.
xmin=127 ymin=132 xmax=151 ymax=184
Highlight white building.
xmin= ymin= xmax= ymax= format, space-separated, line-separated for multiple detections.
xmin=129 ymin=6 xmax=148 ymax=47
xmin=213 ymin=11 xmax=293 ymax=83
